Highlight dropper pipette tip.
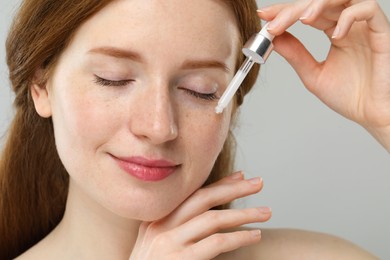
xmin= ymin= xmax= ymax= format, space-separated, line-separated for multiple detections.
xmin=215 ymin=105 xmax=223 ymax=114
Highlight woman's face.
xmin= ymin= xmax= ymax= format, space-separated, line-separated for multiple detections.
xmin=40 ymin=0 xmax=240 ymax=221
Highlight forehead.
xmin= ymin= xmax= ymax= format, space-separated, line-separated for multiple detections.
xmin=68 ymin=0 xmax=240 ymax=66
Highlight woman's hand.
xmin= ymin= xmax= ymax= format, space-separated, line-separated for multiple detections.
xmin=128 ymin=173 xmax=271 ymax=260
xmin=258 ymin=0 xmax=390 ymax=151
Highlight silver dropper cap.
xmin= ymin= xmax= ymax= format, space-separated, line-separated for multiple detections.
xmin=242 ymin=23 xmax=274 ymax=64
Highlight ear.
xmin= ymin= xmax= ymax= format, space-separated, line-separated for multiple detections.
xmin=30 ymin=69 xmax=52 ymax=118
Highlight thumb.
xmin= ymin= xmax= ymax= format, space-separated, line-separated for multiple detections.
xmin=272 ymin=31 xmax=321 ymax=93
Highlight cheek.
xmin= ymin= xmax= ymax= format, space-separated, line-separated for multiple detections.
xmin=181 ymin=107 xmax=231 ymax=173
xmin=52 ymin=86 xmax=118 ymax=146
xmin=49 ymin=81 xmax=124 ymax=177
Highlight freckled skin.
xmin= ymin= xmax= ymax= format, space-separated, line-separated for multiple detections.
xmin=43 ymin=0 xmax=239 ymax=221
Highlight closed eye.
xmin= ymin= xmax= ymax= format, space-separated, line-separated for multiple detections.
xmin=182 ymin=88 xmax=218 ymax=101
xmin=94 ymin=75 xmax=134 ymax=87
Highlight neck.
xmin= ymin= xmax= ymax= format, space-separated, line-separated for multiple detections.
xmin=45 ymin=180 xmax=141 ymax=260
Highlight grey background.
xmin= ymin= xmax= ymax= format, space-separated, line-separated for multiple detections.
xmin=1 ymin=0 xmax=389 ymax=259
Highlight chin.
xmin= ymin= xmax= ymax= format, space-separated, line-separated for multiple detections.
xmin=124 ymin=208 xmax=175 ymax=222
xmin=105 ymin=197 xmax=180 ymax=222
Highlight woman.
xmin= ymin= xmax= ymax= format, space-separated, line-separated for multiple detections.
xmin=0 ymin=0 xmax=388 ymax=259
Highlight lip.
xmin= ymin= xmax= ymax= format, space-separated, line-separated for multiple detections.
xmin=110 ymin=155 xmax=180 ymax=182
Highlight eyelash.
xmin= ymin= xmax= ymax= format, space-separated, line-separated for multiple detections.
xmin=94 ymin=75 xmax=134 ymax=87
xmin=183 ymin=89 xmax=218 ymax=101
xmin=94 ymin=76 xmax=217 ymax=101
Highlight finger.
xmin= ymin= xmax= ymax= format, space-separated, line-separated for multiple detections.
xmin=175 ymin=207 xmax=271 ymax=243
xmin=365 ymin=0 xmax=390 ymax=34
xmin=161 ymin=175 xmax=264 ymax=229
xmin=300 ymin=16 xmax=337 ymax=31
xmin=272 ymin=31 xmax=322 ymax=94
xmin=297 ymin=0 xmax=347 ymax=22
xmin=206 ymin=171 xmax=244 ymax=188
xmin=257 ymin=3 xmax=291 ymax=21
xmin=322 ymin=5 xmax=345 ymax=22
xmin=263 ymin=0 xmax=354 ymax=35
xmin=259 ymin=2 xmax=344 ymax=23
xmin=185 ymin=229 xmax=262 ymax=259
xmin=332 ymin=1 xmax=390 ymax=40
xmin=260 ymin=3 xmax=339 ymax=32
xmin=265 ymin=1 xmax=311 ymax=35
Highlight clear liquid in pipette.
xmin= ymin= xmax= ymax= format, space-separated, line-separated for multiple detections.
xmin=215 ymin=57 xmax=254 ymax=113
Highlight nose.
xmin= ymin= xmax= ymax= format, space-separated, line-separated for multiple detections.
xmin=129 ymin=82 xmax=178 ymax=145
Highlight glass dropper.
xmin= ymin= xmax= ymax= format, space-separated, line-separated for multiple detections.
xmin=215 ymin=23 xmax=275 ymax=114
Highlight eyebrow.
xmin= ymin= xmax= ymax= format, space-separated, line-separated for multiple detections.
xmin=87 ymin=47 xmax=143 ymax=62
xmin=181 ymin=60 xmax=231 ymax=73
xmin=87 ymin=46 xmax=230 ymax=73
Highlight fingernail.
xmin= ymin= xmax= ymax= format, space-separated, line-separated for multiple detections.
xmin=332 ymin=26 xmax=340 ymax=39
xmin=251 ymin=229 xmax=262 ymax=237
xmin=266 ymin=20 xmax=278 ymax=31
xmin=230 ymin=171 xmax=244 ymax=180
xmin=257 ymin=6 xmax=271 ymax=13
xmin=248 ymin=177 xmax=262 ymax=185
xmin=299 ymin=8 xmax=313 ymax=20
xmin=258 ymin=207 xmax=272 ymax=214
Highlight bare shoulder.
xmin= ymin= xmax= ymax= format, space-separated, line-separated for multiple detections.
xmin=216 ymin=228 xmax=378 ymax=260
